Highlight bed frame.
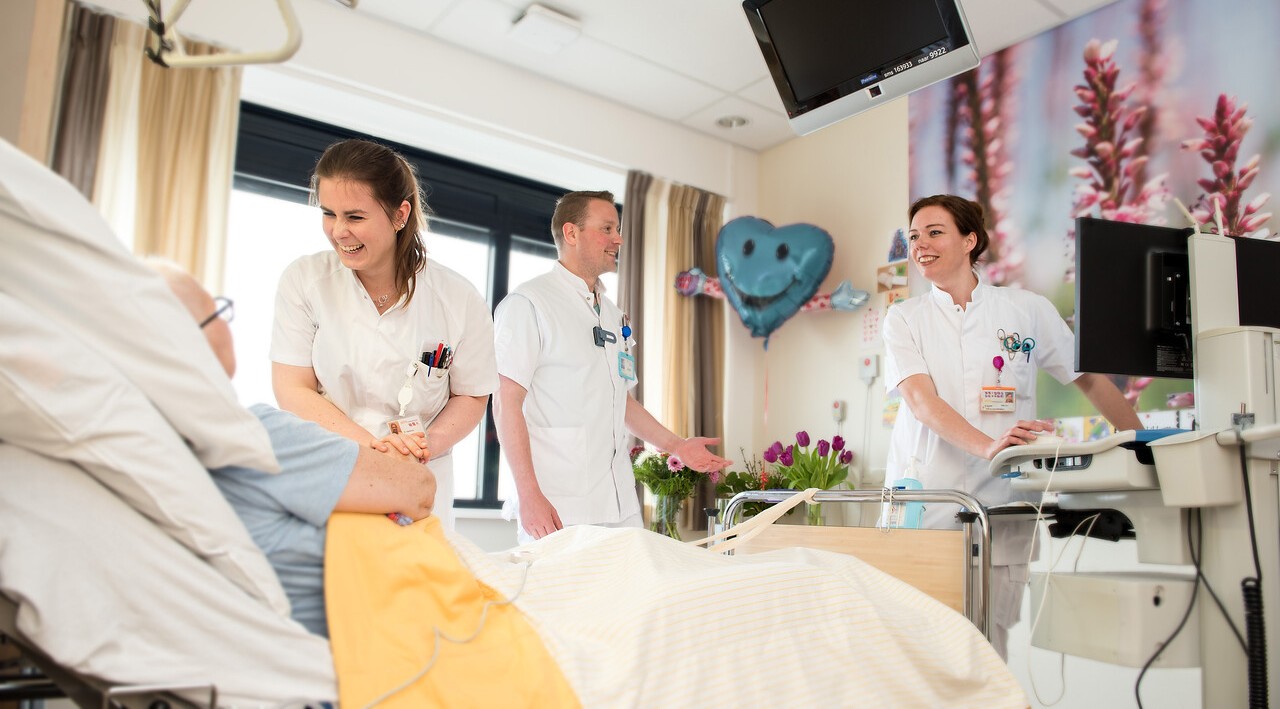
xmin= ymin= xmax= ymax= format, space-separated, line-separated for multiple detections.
xmin=721 ymin=489 xmax=991 ymax=637
xmin=0 ymin=594 xmax=218 ymax=709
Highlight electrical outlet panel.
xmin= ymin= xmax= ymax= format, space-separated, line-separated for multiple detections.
xmin=858 ymin=354 xmax=879 ymax=385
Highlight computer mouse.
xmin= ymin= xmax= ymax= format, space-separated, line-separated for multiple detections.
xmin=1031 ymin=433 xmax=1065 ymax=446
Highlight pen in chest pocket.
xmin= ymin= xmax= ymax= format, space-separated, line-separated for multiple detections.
xmin=420 ymin=342 xmax=453 ymax=376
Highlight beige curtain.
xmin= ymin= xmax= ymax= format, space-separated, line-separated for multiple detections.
xmin=640 ymin=178 xmax=671 ymax=415
xmin=660 ymin=184 xmax=726 ymax=529
xmin=618 ymin=170 xmax=653 ymax=405
xmin=50 ymin=3 xmax=242 ymax=291
xmin=51 ymin=3 xmax=113 ymax=197
xmin=93 ymin=19 xmax=146 ymax=252
xmin=134 ymin=39 xmax=242 ymax=290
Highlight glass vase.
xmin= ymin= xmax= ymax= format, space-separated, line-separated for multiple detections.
xmin=651 ymin=493 xmax=683 ymax=540
xmin=806 ymin=502 xmax=825 ymax=526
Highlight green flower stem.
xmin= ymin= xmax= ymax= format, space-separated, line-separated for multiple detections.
xmin=807 ymin=503 xmax=824 ymax=526
xmin=650 ymin=493 xmax=683 ymax=541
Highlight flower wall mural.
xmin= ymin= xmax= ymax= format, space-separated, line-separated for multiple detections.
xmin=908 ymin=0 xmax=1279 ymax=421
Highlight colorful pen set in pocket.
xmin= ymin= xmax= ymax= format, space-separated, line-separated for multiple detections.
xmin=420 ymin=342 xmax=453 ymax=376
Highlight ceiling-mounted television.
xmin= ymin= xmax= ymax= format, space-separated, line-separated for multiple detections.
xmin=743 ymin=0 xmax=981 ymax=136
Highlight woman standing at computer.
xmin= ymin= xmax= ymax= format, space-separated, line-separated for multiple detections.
xmin=881 ymin=194 xmax=1140 ymax=658
xmin=271 ymin=139 xmax=498 ymax=531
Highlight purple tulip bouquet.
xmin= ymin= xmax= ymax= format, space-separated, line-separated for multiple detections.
xmin=763 ymin=431 xmax=854 ymax=525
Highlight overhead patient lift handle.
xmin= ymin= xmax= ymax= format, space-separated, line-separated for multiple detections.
xmin=143 ymin=0 xmax=302 ymax=68
xmin=719 ymin=488 xmax=991 ymax=639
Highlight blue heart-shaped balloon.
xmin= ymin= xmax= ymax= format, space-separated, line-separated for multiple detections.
xmin=716 ymin=217 xmax=834 ymax=341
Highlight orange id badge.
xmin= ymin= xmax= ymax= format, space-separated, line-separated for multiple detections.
xmin=387 ymin=415 xmax=424 ymax=437
xmin=980 ymin=386 xmax=1016 ymax=413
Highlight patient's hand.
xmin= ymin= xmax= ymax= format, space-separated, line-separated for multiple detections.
xmin=375 ymin=431 xmax=430 ymax=463
xmin=520 ymin=489 xmax=563 ymax=540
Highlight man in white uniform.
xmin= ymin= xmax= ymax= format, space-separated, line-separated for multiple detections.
xmin=882 ymin=194 xmax=1141 ymax=658
xmin=493 ymin=191 xmax=730 ymax=544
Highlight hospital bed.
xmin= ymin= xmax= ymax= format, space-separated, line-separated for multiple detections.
xmin=0 ymin=136 xmax=1025 ymax=707
xmin=722 ymin=488 xmax=991 ymax=635
xmin=2 ymin=471 xmax=1021 ymax=708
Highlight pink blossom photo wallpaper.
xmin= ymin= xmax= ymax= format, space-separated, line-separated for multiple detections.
xmin=907 ymin=0 xmax=1278 ymax=421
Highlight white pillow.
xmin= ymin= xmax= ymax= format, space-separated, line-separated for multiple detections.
xmin=0 ymin=137 xmax=277 ymax=473
xmin=0 ymin=444 xmax=336 ymax=706
xmin=0 ymin=292 xmax=290 ymax=616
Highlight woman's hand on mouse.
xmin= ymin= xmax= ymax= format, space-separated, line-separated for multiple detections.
xmin=983 ymin=420 xmax=1055 ymax=458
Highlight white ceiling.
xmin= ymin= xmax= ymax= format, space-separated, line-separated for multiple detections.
xmin=351 ymin=0 xmax=1118 ymax=152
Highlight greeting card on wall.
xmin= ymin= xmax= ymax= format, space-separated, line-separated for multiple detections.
xmin=862 ymin=306 xmax=882 ymax=345
xmin=884 ymin=286 xmax=909 ymax=308
xmin=1054 ymin=417 xmax=1085 ymax=443
xmin=882 ymin=397 xmax=902 ymax=428
xmin=876 ymin=261 xmax=910 ymax=309
xmin=876 ymin=262 xmax=908 ymax=291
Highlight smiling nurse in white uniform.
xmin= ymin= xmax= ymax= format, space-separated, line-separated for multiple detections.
xmin=271 ymin=139 xmax=497 ymax=530
xmin=882 ymin=194 xmax=1141 ymax=659
xmin=493 ymin=190 xmax=730 ymax=544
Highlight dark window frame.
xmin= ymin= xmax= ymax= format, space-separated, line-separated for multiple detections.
xmin=233 ymin=102 xmax=571 ymax=509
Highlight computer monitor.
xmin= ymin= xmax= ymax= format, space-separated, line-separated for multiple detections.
xmin=1075 ymin=217 xmax=1195 ymax=379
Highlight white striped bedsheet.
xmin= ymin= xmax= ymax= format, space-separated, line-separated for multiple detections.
xmin=448 ymin=525 xmax=1026 ymax=708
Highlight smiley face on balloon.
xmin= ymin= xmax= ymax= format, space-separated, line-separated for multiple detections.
xmin=716 ymin=217 xmax=835 ymax=341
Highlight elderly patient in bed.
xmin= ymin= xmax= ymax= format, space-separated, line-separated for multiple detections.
xmin=148 ymin=261 xmax=436 ymax=638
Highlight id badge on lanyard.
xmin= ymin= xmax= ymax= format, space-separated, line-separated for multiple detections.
xmin=596 ymin=311 xmax=637 ymax=381
xmin=387 ymin=361 xmax=425 ymax=435
xmin=980 ymin=354 xmax=1016 ymax=413
xmin=618 ymin=351 xmax=636 ymax=380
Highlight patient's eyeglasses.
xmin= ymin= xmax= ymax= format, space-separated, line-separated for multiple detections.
xmin=200 ymin=296 xmax=235 ymax=328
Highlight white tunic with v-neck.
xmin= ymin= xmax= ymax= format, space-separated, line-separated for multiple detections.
xmin=494 ymin=262 xmax=640 ymax=527
xmin=272 ymin=251 xmax=499 ymax=530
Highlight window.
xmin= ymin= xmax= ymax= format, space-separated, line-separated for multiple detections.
xmin=228 ymin=103 xmax=609 ymax=509
xmin=224 ymin=189 xmax=317 ymax=409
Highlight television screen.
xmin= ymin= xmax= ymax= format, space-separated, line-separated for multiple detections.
xmin=743 ymin=0 xmax=980 ymax=135
xmin=1075 ymin=217 xmax=1195 ymax=379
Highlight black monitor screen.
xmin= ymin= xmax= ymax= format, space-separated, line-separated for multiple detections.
xmin=756 ymin=0 xmax=947 ymax=103
xmin=1234 ymin=236 xmax=1280 ymax=329
xmin=1075 ymin=217 xmax=1195 ymax=379
xmin=743 ymin=0 xmax=975 ymax=121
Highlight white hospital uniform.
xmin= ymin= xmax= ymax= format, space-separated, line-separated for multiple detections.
xmin=271 ymin=252 xmax=499 ymax=530
xmin=494 ymin=263 xmax=641 ymax=539
xmin=882 ymin=279 xmax=1079 ymax=652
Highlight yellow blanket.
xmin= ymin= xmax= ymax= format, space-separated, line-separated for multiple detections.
xmin=324 ymin=513 xmax=579 ymax=708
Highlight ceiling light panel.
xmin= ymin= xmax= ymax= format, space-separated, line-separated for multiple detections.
xmin=509 ymin=3 xmax=582 ymax=53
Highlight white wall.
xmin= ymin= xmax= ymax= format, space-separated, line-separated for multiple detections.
xmin=744 ymin=102 xmax=909 ymax=487
xmin=0 ymin=0 xmax=38 ymax=147
xmin=1 ymin=0 xmax=64 ymax=162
